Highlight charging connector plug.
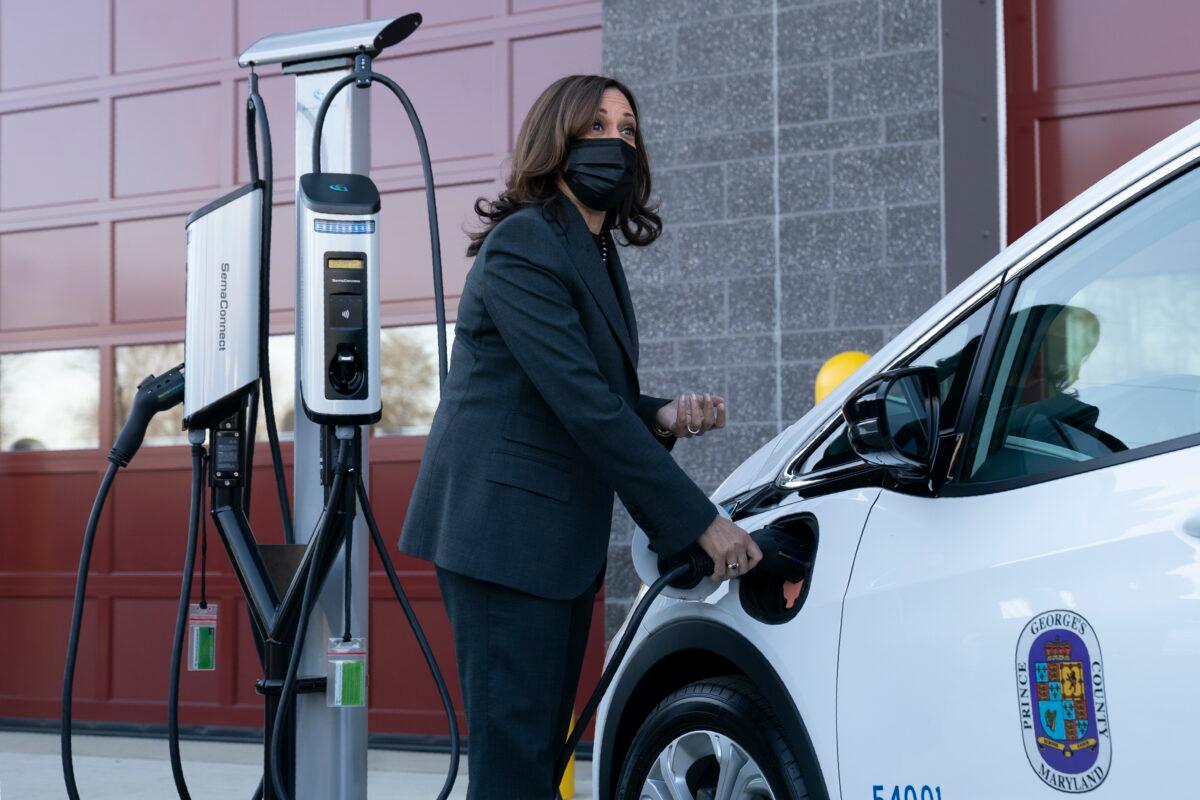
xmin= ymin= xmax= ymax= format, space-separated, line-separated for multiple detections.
xmin=108 ymin=364 xmax=185 ymax=467
xmin=656 ymin=525 xmax=812 ymax=595
xmin=657 ymin=543 xmax=716 ymax=591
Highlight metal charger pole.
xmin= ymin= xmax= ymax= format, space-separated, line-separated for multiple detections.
xmin=292 ymin=67 xmax=370 ymax=800
xmin=239 ymin=18 xmax=410 ymax=799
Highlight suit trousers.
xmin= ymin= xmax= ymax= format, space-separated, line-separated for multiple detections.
xmin=436 ymin=564 xmax=601 ymax=799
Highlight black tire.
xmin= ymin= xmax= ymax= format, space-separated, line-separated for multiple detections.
xmin=615 ymin=676 xmax=808 ymax=800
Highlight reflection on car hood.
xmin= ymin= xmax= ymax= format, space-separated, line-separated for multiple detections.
xmin=713 ymin=114 xmax=1200 ymax=501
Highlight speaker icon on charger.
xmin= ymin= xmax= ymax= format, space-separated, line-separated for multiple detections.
xmin=329 ymin=295 xmax=364 ymax=329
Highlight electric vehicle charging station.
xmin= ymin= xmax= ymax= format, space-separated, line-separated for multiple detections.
xmin=61 ymin=14 xmax=459 ymax=800
xmin=244 ymin=20 xmax=392 ymax=799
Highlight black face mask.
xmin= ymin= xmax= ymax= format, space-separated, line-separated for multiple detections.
xmin=562 ymin=138 xmax=638 ymax=212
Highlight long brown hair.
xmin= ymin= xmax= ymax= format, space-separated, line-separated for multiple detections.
xmin=467 ymin=75 xmax=661 ymax=256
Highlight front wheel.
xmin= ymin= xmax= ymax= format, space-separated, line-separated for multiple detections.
xmin=615 ymin=677 xmax=807 ymax=800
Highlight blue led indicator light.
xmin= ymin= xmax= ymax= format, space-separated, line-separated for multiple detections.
xmin=329 ymin=183 xmax=350 ymax=192
xmin=314 ymin=219 xmax=376 ymax=234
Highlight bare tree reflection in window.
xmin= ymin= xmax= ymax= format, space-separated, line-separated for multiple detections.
xmin=376 ymin=325 xmax=453 ymax=437
xmin=1 ymin=348 xmax=100 ymax=452
xmin=114 ymin=343 xmax=185 ymax=447
xmin=255 ymin=334 xmax=296 ymax=442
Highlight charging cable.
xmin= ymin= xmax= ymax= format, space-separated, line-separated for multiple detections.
xmin=552 ymin=526 xmax=812 ymax=796
xmin=354 ymin=475 xmax=460 ymax=800
xmin=167 ymin=438 xmax=206 ymax=800
xmin=551 ymin=549 xmax=713 ymax=794
xmin=167 ymin=433 xmax=267 ymax=800
xmin=246 ymin=68 xmax=295 ymax=544
xmin=61 ymin=365 xmax=186 ymax=800
xmin=264 ymin=432 xmax=462 ymax=800
xmin=311 ymin=50 xmax=449 ymax=387
xmin=60 ymin=460 xmax=119 ymax=800
xmin=268 ymin=436 xmax=355 ymax=800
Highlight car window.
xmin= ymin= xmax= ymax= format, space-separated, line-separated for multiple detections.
xmin=798 ymin=421 xmax=858 ymax=474
xmin=963 ymin=165 xmax=1200 ymax=485
xmin=797 ymin=298 xmax=994 ymax=476
xmin=906 ymin=299 xmax=993 ymax=430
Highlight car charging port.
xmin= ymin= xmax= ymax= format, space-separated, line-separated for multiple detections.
xmin=739 ymin=514 xmax=817 ymax=625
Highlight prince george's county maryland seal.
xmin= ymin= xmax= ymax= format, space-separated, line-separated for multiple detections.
xmin=1015 ymin=610 xmax=1111 ymax=792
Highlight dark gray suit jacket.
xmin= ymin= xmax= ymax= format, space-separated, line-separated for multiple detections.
xmin=399 ymin=191 xmax=717 ymax=600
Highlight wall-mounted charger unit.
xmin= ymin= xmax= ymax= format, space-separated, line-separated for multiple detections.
xmin=183 ymin=182 xmax=263 ymax=430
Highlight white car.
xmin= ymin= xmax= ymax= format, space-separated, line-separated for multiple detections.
xmin=593 ymin=118 xmax=1200 ymax=800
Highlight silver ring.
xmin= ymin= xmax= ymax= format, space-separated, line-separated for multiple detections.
xmin=727 ymin=561 xmax=740 ymax=571
xmin=687 ymin=422 xmax=702 ymax=435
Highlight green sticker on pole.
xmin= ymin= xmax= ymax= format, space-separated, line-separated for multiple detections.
xmin=187 ymin=603 xmax=218 ymax=672
xmin=327 ymin=637 xmax=368 ymax=708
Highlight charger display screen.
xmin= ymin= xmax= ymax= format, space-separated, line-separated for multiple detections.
xmin=328 ymin=257 xmax=364 ymax=270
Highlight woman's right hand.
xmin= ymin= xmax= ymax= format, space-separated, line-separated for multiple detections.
xmin=656 ymin=393 xmax=726 ymax=438
xmin=697 ymin=515 xmax=762 ymax=582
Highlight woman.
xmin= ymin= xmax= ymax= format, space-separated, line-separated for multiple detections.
xmin=400 ymin=74 xmax=762 ymax=798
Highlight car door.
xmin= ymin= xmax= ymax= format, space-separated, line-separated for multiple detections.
xmin=837 ymin=161 xmax=1200 ymax=798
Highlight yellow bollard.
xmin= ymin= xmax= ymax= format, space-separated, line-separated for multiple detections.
xmin=560 ymin=712 xmax=576 ymax=799
xmin=814 ymin=351 xmax=871 ymax=405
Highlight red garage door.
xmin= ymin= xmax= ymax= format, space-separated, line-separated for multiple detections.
xmin=1006 ymin=0 xmax=1200 ymax=239
xmin=0 ymin=0 xmax=602 ymax=741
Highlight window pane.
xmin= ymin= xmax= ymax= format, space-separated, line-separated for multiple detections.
xmin=799 ymin=423 xmax=857 ymax=474
xmin=965 ymin=166 xmax=1200 ymax=484
xmin=114 ymin=342 xmax=185 ymax=447
xmin=376 ymin=324 xmax=453 ymax=437
xmin=908 ymin=299 xmax=993 ymax=430
xmin=255 ymin=334 xmax=295 ymax=442
xmin=1 ymin=348 xmax=99 ymax=451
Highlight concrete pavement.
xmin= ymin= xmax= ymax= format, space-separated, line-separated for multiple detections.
xmin=0 ymin=732 xmax=592 ymax=799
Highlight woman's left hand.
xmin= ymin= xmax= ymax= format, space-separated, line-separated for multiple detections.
xmin=656 ymin=393 xmax=726 ymax=438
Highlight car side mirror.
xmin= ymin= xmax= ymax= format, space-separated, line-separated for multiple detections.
xmin=842 ymin=366 xmax=940 ymax=478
